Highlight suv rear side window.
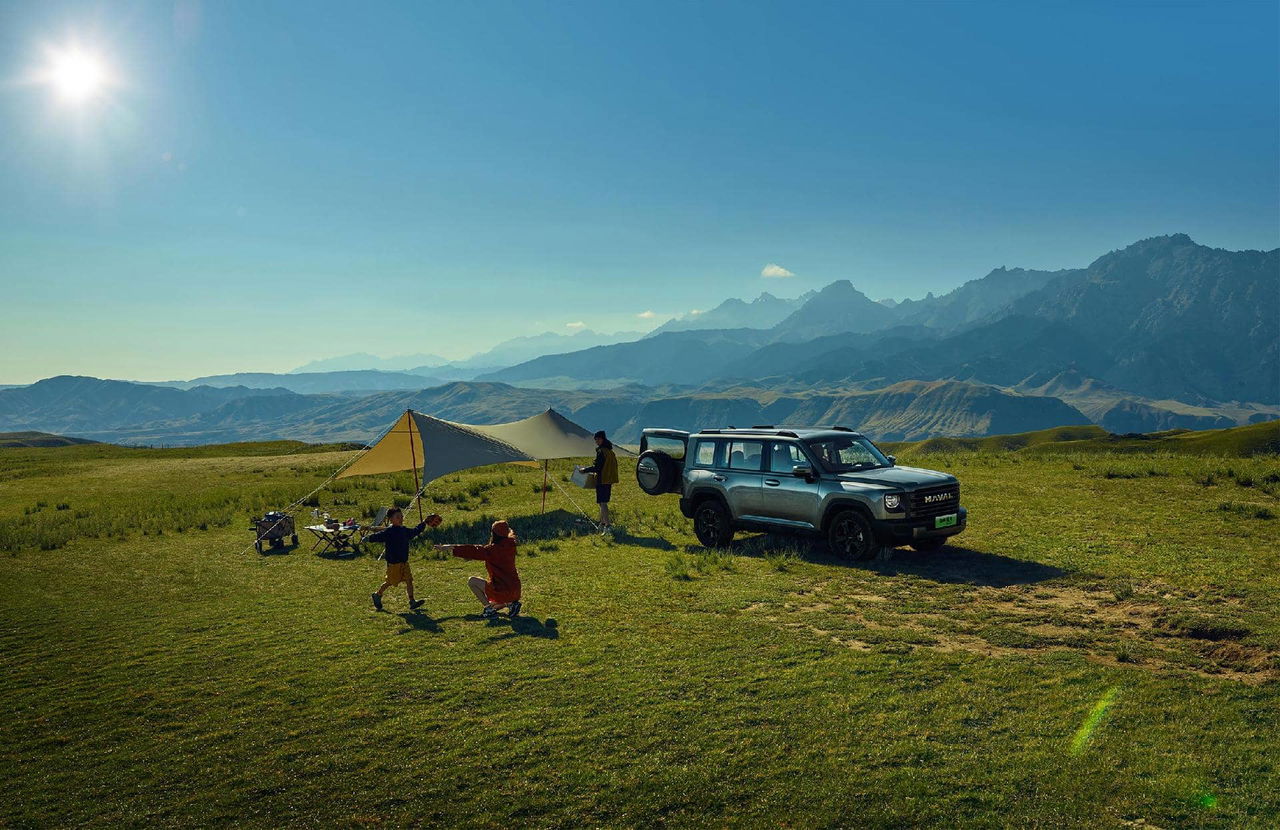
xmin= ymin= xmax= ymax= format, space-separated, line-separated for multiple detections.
xmin=767 ymin=441 xmax=808 ymax=474
xmin=727 ymin=440 xmax=764 ymax=471
xmin=691 ymin=439 xmax=720 ymax=468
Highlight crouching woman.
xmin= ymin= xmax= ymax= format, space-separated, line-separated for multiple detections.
xmin=435 ymin=520 xmax=521 ymax=619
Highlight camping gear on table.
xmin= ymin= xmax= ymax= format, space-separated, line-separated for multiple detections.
xmin=304 ymin=522 xmax=363 ymax=556
xmin=250 ymin=511 xmax=298 ymax=554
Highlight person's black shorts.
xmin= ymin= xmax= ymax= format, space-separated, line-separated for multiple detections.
xmin=595 ymin=483 xmax=612 ymax=504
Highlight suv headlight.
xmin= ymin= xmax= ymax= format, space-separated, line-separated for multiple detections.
xmin=884 ymin=493 xmax=903 ymax=511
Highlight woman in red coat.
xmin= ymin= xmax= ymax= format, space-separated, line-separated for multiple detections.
xmin=435 ymin=520 xmax=522 ymax=619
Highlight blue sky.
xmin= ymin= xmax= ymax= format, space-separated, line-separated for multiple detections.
xmin=2 ymin=0 xmax=1277 ymax=382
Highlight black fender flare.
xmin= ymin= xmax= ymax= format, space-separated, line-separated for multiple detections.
xmin=821 ymin=499 xmax=875 ymax=533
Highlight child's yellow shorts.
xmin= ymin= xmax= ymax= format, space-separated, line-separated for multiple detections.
xmin=384 ymin=562 xmax=411 ymax=586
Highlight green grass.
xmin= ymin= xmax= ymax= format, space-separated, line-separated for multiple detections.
xmin=2 ymin=437 xmax=1279 ymax=827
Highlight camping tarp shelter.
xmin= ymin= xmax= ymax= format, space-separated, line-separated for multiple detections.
xmin=338 ymin=408 xmax=629 ymax=486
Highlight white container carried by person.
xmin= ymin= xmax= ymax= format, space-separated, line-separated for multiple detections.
xmin=571 ymin=466 xmax=598 ymax=489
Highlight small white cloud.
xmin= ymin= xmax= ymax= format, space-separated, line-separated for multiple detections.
xmin=761 ymin=263 xmax=796 ymax=278
xmin=637 ymin=310 xmax=658 ymax=319
xmin=565 ymin=321 xmax=585 ymax=329
xmin=689 ymin=309 xmax=703 ymax=316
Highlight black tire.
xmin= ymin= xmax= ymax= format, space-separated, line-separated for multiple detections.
xmin=636 ymin=451 xmax=680 ymax=495
xmin=693 ymin=500 xmax=734 ymax=548
xmin=826 ymin=509 xmax=877 ymax=560
xmin=911 ymin=537 xmax=946 ymax=553
xmin=254 ymin=540 xmax=264 ymax=554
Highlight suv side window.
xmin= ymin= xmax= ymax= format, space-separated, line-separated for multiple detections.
xmin=691 ymin=439 xmax=720 ymax=468
xmin=727 ymin=440 xmax=764 ymax=471
xmin=767 ymin=441 xmax=808 ymax=474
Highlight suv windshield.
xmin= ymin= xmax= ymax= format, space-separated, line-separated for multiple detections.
xmin=805 ymin=436 xmax=891 ymax=473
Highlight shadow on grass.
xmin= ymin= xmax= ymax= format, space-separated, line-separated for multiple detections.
xmin=315 ymin=547 xmax=367 ymax=560
xmin=256 ymin=542 xmax=301 ymax=557
xmin=856 ymin=545 xmax=1066 ymax=588
xmin=689 ymin=534 xmax=1064 ymax=588
xmin=610 ymin=528 xmax=676 ymax=551
xmin=394 ymin=611 xmax=467 ymax=634
xmin=411 ymin=509 xmax=592 ymax=551
xmin=482 ymin=615 xmax=560 ymax=642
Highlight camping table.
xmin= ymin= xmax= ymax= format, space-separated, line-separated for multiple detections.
xmin=304 ymin=524 xmax=362 ymax=556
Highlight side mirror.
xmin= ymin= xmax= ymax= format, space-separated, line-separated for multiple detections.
xmin=792 ymin=465 xmax=813 ymax=479
xmin=886 ymin=455 xmax=897 ymax=466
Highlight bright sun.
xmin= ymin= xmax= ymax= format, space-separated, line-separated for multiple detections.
xmin=40 ymin=45 xmax=112 ymax=104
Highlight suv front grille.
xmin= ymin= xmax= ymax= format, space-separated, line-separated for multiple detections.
xmin=909 ymin=484 xmax=960 ymax=518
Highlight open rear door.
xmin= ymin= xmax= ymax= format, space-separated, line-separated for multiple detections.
xmin=636 ymin=429 xmax=690 ymax=495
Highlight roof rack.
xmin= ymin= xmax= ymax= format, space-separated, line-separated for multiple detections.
xmin=700 ymin=427 xmax=798 ymax=438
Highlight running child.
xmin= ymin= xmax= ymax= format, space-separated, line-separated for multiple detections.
xmin=365 ymin=507 xmax=441 ymax=611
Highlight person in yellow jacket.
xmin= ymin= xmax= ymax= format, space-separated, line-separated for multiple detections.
xmin=578 ymin=430 xmax=620 ymax=531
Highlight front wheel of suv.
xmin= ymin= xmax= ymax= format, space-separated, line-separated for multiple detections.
xmin=693 ymin=500 xmax=734 ymax=548
xmin=827 ymin=509 xmax=877 ymax=560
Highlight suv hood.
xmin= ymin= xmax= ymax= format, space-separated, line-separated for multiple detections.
xmin=834 ymin=466 xmax=957 ymax=489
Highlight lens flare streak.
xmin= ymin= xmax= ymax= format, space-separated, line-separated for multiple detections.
xmin=1069 ymin=686 xmax=1119 ymax=755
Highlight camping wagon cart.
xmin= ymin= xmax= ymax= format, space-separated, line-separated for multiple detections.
xmin=250 ymin=511 xmax=298 ymax=554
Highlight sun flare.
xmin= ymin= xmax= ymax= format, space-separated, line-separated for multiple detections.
xmin=38 ymin=45 xmax=113 ymax=104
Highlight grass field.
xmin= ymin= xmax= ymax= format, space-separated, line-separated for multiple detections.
xmin=2 ymin=431 xmax=1278 ymax=828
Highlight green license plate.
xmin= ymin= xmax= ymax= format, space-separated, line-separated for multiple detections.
xmin=935 ymin=514 xmax=957 ymax=529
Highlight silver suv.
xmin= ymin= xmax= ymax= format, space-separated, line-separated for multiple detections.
xmin=636 ymin=426 xmax=966 ymax=559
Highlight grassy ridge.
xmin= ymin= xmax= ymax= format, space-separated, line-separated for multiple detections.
xmin=882 ymin=420 xmax=1279 ymax=458
xmin=1 ymin=436 xmax=1278 ymax=827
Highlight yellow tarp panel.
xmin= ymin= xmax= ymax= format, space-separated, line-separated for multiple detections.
xmin=335 ymin=411 xmax=423 ymax=479
xmin=337 ymin=408 xmax=630 ymax=485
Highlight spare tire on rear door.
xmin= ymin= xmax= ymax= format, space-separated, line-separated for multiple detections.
xmin=636 ymin=450 xmax=680 ymax=495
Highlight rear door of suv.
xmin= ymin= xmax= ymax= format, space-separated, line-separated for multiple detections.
xmin=719 ymin=438 xmax=767 ymax=518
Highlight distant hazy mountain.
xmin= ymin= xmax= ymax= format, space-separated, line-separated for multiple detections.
xmin=769 ymin=281 xmax=898 ymax=342
xmin=646 ymin=292 xmax=812 ymax=337
xmin=891 ymin=266 xmax=1078 ymax=330
xmin=291 ymin=353 xmax=450 ymax=373
xmin=477 ymin=330 xmax=771 ymax=387
xmin=610 ymin=380 xmax=1088 ymax=442
xmin=3 ymin=375 xmax=1094 ymax=446
xmin=0 ymin=376 xmax=293 ymax=435
xmin=445 ymin=329 xmax=645 ymax=370
xmin=154 ymin=370 xmax=443 ymax=395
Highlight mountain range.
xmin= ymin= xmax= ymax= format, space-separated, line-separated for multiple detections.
xmin=3 ymin=234 xmax=1276 ymax=446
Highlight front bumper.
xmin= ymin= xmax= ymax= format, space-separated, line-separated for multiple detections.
xmin=872 ymin=506 xmax=967 ymax=544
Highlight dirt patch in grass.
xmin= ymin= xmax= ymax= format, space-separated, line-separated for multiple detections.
xmin=745 ymin=579 xmax=1279 ymax=684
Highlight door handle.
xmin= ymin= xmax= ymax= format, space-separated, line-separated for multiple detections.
xmin=764 ymin=479 xmax=780 ymax=486
xmin=712 ymin=475 xmax=727 ymax=482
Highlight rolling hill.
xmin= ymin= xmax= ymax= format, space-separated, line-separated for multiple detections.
xmin=0 ymin=431 xmax=100 ymax=448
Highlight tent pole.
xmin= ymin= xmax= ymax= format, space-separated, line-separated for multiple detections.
xmin=406 ymin=409 xmax=424 ymax=522
xmin=542 ymin=460 xmax=549 ymax=514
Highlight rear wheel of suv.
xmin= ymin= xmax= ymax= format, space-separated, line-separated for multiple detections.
xmin=910 ymin=537 xmax=946 ymax=552
xmin=827 ymin=509 xmax=877 ymax=560
xmin=693 ymin=500 xmax=734 ymax=548
xmin=636 ymin=451 xmax=680 ymax=495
